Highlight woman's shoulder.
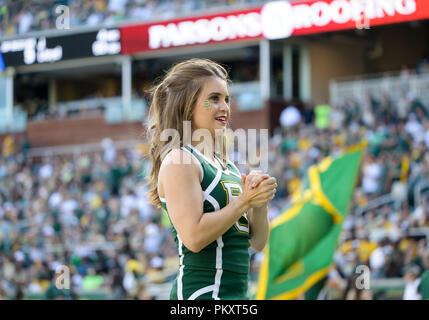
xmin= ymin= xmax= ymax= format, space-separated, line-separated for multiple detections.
xmin=159 ymin=147 xmax=201 ymax=179
xmin=158 ymin=147 xmax=203 ymax=199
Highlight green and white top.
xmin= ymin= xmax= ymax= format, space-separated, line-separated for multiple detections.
xmin=160 ymin=144 xmax=250 ymax=300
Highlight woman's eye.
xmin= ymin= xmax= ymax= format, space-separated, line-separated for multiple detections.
xmin=210 ymin=96 xmax=219 ymax=102
xmin=225 ymin=97 xmax=230 ymax=104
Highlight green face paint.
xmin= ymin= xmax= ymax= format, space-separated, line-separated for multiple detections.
xmin=203 ymin=100 xmax=211 ymax=110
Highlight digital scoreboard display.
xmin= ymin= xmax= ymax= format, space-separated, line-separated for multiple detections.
xmin=0 ymin=28 xmax=120 ymax=67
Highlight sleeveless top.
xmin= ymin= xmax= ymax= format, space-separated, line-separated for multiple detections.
xmin=160 ymin=144 xmax=250 ymax=300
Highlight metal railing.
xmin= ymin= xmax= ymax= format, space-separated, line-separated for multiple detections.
xmin=354 ymin=193 xmax=401 ymax=216
xmin=414 ymin=179 xmax=429 ymax=207
xmin=330 ymin=72 xmax=429 ymax=108
xmin=27 ymin=139 xmax=142 ymax=158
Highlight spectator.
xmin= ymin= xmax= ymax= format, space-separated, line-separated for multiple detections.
xmin=314 ymin=104 xmax=331 ymax=130
xmin=109 ymin=267 xmax=127 ymax=300
xmin=369 ymin=238 xmax=390 ymax=279
xmin=45 ymin=272 xmax=67 ymax=300
xmin=343 ymin=273 xmax=372 ymax=300
xmin=0 ymin=0 xmax=272 ymax=37
xmin=2 ymin=135 xmax=15 ymax=159
xmin=362 ymin=154 xmax=382 ymax=196
xmin=1 ymin=75 xmax=429 ymax=300
xmin=417 ymin=251 xmax=429 ymax=300
xmin=279 ymin=105 xmax=301 ymax=129
xmin=403 ymin=264 xmax=422 ymax=300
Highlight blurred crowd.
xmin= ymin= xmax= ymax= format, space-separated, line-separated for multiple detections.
xmin=258 ymin=89 xmax=429 ymax=300
xmin=1 ymin=86 xmax=429 ymax=300
xmin=0 ymin=137 xmax=178 ymax=299
xmin=0 ymin=0 xmax=265 ymax=38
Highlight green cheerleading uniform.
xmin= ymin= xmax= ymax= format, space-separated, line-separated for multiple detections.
xmin=160 ymin=144 xmax=250 ymax=300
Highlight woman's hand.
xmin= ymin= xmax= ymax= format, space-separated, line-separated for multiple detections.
xmin=239 ymin=173 xmax=277 ymax=210
xmin=245 ymin=170 xmax=270 ymax=189
xmin=242 ymin=171 xmax=275 ymax=252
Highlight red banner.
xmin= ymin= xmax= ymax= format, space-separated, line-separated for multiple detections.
xmin=120 ymin=0 xmax=429 ymax=54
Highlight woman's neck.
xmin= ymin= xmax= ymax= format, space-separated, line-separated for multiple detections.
xmin=190 ymin=139 xmax=215 ymax=159
xmin=189 ymin=138 xmax=226 ymax=170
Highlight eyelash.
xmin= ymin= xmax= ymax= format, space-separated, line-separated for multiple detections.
xmin=210 ymin=96 xmax=230 ymax=104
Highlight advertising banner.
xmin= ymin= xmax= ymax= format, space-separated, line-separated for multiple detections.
xmin=120 ymin=0 xmax=429 ymax=54
xmin=0 ymin=28 xmax=121 ymax=67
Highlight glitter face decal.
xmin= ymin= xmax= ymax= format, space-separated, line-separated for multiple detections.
xmin=203 ymin=100 xmax=211 ymax=110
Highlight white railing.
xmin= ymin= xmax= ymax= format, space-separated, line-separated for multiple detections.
xmin=354 ymin=193 xmax=401 ymax=216
xmin=414 ymin=179 xmax=429 ymax=207
xmin=57 ymin=96 xmax=122 ymax=114
xmin=229 ymin=81 xmax=262 ymax=111
xmin=40 ymin=96 xmax=148 ymax=123
xmin=330 ymin=72 xmax=429 ymax=108
xmin=27 ymin=139 xmax=142 ymax=158
xmin=0 ymin=106 xmax=27 ymax=133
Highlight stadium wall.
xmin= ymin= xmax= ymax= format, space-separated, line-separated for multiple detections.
xmin=308 ymin=40 xmax=366 ymax=105
xmin=25 ymin=117 xmax=144 ymax=148
xmin=369 ymin=23 xmax=428 ymax=73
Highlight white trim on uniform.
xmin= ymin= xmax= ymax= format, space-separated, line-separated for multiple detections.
xmin=187 ymin=144 xmax=231 ymax=175
xmin=203 ymin=169 xmax=222 ymax=204
xmin=159 ymin=196 xmax=166 ymax=202
xmin=212 ymin=236 xmax=224 ymax=300
xmin=188 ymin=284 xmax=215 ymax=300
xmin=196 ymin=165 xmax=224 ymax=300
xmin=206 ymin=195 xmax=220 ymax=210
xmin=177 ymin=235 xmax=185 ymax=300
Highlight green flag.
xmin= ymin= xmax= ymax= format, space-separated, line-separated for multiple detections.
xmin=256 ymin=141 xmax=366 ymax=300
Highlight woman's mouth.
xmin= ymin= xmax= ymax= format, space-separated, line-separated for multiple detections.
xmin=215 ymin=116 xmax=227 ymax=125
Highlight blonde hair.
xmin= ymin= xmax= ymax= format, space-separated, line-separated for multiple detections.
xmin=146 ymin=58 xmax=230 ymax=207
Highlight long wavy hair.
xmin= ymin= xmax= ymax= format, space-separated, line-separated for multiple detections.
xmin=146 ymin=58 xmax=230 ymax=208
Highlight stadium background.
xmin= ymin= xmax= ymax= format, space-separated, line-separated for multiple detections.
xmin=0 ymin=0 xmax=429 ymax=300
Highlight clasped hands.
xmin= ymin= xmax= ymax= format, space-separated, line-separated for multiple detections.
xmin=239 ymin=170 xmax=277 ymax=210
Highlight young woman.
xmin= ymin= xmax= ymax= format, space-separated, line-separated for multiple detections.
xmin=147 ymin=58 xmax=277 ymax=300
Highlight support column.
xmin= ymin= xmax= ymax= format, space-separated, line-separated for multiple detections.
xmin=5 ymin=67 xmax=14 ymax=131
xmin=299 ymin=46 xmax=311 ymax=103
xmin=282 ymin=44 xmax=293 ymax=100
xmin=48 ymin=78 xmax=57 ymax=113
xmin=259 ymin=39 xmax=271 ymax=102
xmin=121 ymin=55 xmax=132 ymax=120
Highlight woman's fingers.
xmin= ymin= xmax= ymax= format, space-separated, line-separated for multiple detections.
xmin=248 ymin=174 xmax=269 ymax=188
xmin=244 ymin=171 xmax=270 ymax=189
xmin=243 ymin=173 xmax=277 ymax=208
xmin=253 ymin=188 xmax=277 ymax=203
xmin=259 ymin=177 xmax=277 ymax=186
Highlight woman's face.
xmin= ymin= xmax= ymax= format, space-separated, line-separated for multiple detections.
xmin=192 ymin=76 xmax=230 ymax=137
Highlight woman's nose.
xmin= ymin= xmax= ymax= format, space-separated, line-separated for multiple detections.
xmin=218 ymin=100 xmax=230 ymax=113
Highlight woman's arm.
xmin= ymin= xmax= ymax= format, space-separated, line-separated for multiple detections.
xmin=159 ymin=149 xmax=275 ymax=253
xmin=247 ymin=205 xmax=270 ymax=252
xmin=243 ymin=172 xmax=275 ymax=251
